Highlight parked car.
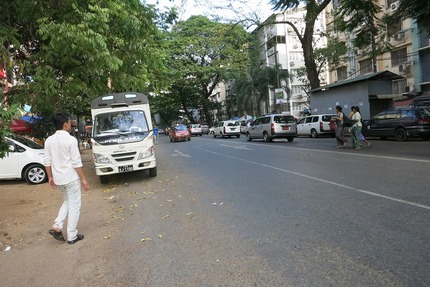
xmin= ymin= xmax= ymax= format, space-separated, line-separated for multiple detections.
xmin=297 ymin=114 xmax=336 ymax=138
xmin=213 ymin=120 xmax=241 ymax=138
xmin=189 ymin=124 xmax=203 ymax=136
xmin=201 ymin=124 xmax=210 ymax=135
xmin=209 ymin=126 xmax=215 ymax=134
xmin=240 ymin=120 xmax=249 ymax=134
xmin=246 ymin=114 xmax=297 ymax=142
xmin=0 ymin=135 xmax=47 ymax=184
xmin=363 ymin=107 xmax=430 ymax=141
xmin=411 ymin=95 xmax=430 ymax=108
xmin=169 ymin=124 xmax=191 ymax=142
xmin=158 ymin=128 xmax=164 ymax=135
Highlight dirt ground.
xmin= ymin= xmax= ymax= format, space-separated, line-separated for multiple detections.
xmin=0 ymin=150 xmax=103 ymax=250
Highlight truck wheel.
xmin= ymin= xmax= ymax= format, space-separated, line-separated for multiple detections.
xmin=311 ymin=129 xmax=318 ymax=138
xmin=100 ymin=175 xmax=109 ymax=184
xmin=287 ymin=137 xmax=294 ymax=142
xmin=263 ymin=132 xmax=271 ymax=142
xmin=149 ymin=167 xmax=157 ymax=177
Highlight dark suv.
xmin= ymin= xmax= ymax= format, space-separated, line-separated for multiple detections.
xmin=363 ymin=108 xmax=430 ymax=141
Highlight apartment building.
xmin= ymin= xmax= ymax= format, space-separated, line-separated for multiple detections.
xmin=254 ymin=7 xmax=328 ymax=118
xmin=326 ymin=0 xmax=430 ymax=111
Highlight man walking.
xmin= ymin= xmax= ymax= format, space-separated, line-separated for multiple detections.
xmin=44 ymin=112 xmax=89 ymax=244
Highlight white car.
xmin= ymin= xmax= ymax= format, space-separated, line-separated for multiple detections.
xmin=296 ymin=114 xmax=336 ymax=138
xmin=189 ymin=124 xmax=203 ymax=136
xmin=0 ymin=135 xmax=47 ymax=184
xmin=213 ymin=120 xmax=241 ymax=138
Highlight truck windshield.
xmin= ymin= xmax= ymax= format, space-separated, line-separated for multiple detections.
xmin=93 ymin=110 xmax=150 ymax=144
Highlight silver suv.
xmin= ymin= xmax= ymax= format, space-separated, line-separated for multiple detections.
xmin=246 ymin=114 xmax=297 ymax=142
xmin=213 ymin=120 xmax=241 ymax=138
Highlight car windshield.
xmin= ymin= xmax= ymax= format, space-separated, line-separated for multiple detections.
xmin=227 ymin=121 xmax=240 ymax=126
xmin=418 ymin=108 xmax=430 ymax=118
xmin=10 ymin=135 xmax=43 ymax=149
xmin=274 ymin=116 xmax=295 ymax=123
xmin=175 ymin=125 xmax=187 ymax=131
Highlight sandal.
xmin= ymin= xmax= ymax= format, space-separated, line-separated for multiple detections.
xmin=48 ymin=229 xmax=65 ymax=241
xmin=68 ymin=234 xmax=84 ymax=244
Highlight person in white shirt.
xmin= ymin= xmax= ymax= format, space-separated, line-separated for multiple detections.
xmin=44 ymin=112 xmax=89 ymax=244
xmin=351 ymin=106 xmax=363 ymax=150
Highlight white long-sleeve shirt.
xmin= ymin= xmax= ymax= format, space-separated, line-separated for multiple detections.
xmin=44 ymin=130 xmax=82 ymax=185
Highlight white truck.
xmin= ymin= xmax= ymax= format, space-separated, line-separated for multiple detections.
xmin=90 ymin=92 xmax=157 ymax=183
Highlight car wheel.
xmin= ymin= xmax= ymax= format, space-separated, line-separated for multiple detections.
xmin=24 ymin=164 xmax=47 ymax=184
xmin=263 ymin=132 xmax=271 ymax=142
xmin=246 ymin=133 xmax=252 ymax=141
xmin=236 ymin=134 xmax=240 ymax=138
xmin=100 ymin=175 xmax=109 ymax=184
xmin=149 ymin=167 xmax=157 ymax=177
xmin=188 ymin=137 xmax=191 ymax=141
xmin=395 ymin=128 xmax=407 ymax=141
xmin=213 ymin=133 xmax=216 ymax=138
xmin=310 ymin=129 xmax=318 ymax=138
xmin=170 ymin=137 xmax=173 ymax=142
xmin=221 ymin=133 xmax=225 ymax=138
xmin=287 ymin=137 xmax=294 ymax=142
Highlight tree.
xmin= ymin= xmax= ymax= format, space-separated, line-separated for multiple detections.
xmin=1 ymin=0 xmax=168 ymax=139
xmin=270 ymin=0 xmax=332 ymax=90
xmin=395 ymin=0 xmax=430 ymax=33
xmin=164 ymin=16 xmax=250 ymax=125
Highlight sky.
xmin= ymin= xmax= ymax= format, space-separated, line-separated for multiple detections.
xmin=145 ymin=0 xmax=274 ymax=22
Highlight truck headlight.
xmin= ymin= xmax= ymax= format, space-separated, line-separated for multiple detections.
xmin=93 ymin=153 xmax=112 ymax=164
xmin=137 ymin=147 xmax=154 ymax=160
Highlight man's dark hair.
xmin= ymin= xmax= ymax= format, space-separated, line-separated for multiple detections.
xmin=52 ymin=112 xmax=71 ymax=130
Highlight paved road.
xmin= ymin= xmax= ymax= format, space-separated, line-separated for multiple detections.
xmin=97 ymin=134 xmax=430 ymax=286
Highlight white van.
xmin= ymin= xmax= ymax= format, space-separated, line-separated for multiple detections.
xmin=91 ymin=92 xmax=157 ymax=183
xmin=213 ymin=120 xmax=241 ymax=138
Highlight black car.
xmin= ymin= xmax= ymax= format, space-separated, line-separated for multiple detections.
xmin=363 ymin=107 xmax=430 ymax=141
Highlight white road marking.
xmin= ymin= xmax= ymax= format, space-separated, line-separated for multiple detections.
xmin=220 ymin=144 xmax=253 ymax=150
xmin=198 ymin=147 xmax=430 ymax=210
xmin=170 ymin=150 xmax=191 ymax=158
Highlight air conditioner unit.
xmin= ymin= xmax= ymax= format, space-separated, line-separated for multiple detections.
xmin=290 ymin=61 xmax=295 ymax=67
xmin=391 ymin=1 xmax=399 ymax=11
xmin=398 ymin=63 xmax=410 ymax=73
xmin=394 ymin=32 xmax=405 ymax=41
xmin=404 ymin=85 xmax=414 ymax=93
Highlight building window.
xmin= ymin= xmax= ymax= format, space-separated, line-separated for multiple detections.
xmin=337 ymin=66 xmax=347 ymax=81
xmin=392 ymin=79 xmax=407 ymax=94
xmin=267 ymin=35 xmax=286 ymax=50
xmin=391 ymin=47 xmax=407 ymax=67
xmin=387 ymin=20 xmax=402 ymax=37
xmin=359 ymin=58 xmax=373 ymax=75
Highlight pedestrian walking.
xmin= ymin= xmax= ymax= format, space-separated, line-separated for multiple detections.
xmin=351 ymin=106 xmax=363 ymax=149
xmin=153 ymin=124 xmax=159 ymax=144
xmin=44 ymin=112 xmax=89 ymax=244
xmin=332 ymin=105 xmax=348 ymax=148
xmin=355 ymin=106 xmax=371 ymax=148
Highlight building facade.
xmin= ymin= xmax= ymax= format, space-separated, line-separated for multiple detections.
xmin=255 ymin=8 xmax=329 ymax=118
xmin=323 ymin=0 xmax=430 ymax=115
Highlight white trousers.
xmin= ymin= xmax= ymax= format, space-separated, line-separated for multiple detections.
xmin=53 ymin=179 xmax=81 ymax=241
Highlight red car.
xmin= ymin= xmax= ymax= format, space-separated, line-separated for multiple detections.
xmin=169 ymin=124 xmax=191 ymax=142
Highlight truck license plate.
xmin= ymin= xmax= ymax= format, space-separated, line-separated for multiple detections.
xmin=119 ymin=165 xmax=133 ymax=173
xmin=282 ymin=126 xmax=290 ymax=130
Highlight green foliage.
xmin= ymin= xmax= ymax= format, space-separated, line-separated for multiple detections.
xmin=0 ymin=105 xmax=19 ymax=159
xmin=395 ymin=0 xmax=430 ymax=34
xmin=160 ymin=16 xmax=250 ymax=124
xmin=1 ymin=0 xmax=168 ymax=139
